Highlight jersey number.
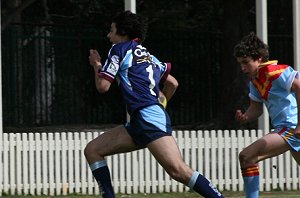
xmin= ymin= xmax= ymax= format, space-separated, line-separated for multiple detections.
xmin=146 ymin=65 xmax=156 ymax=96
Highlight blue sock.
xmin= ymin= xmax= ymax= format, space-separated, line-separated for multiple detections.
xmin=90 ymin=160 xmax=115 ymax=198
xmin=242 ymin=166 xmax=259 ymax=198
xmin=188 ymin=171 xmax=223 ymax=198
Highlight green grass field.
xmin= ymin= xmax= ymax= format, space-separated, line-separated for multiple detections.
xmin=2 ymin=191 xmax=300 ymax=198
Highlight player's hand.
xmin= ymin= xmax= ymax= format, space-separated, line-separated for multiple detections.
xmin=235 ymin=109 xmax=248 ymax=124
xmin=89 ymin=49 xmax=101 ymax=67
xmin=294 ymin=126 xmax=300 ymax=139
xmin=158 ymin=91 xmax=167 ymax=108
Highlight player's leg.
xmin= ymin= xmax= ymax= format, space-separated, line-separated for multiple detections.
xmin=239 ymin=132 xmax=290 ymax=198
xmin=291 ymin=150 xmax=300 ymax=165
xmin=84 ymin=125 xmax=141 ymax=198
xmin=286 ymin=128 xmax=300 ymax=165
xmin=147 ymin=136 xmax=223 ymax=198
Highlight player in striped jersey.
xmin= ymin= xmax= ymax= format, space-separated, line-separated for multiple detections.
xmin=84 ymin=10 xmax=223 ymax=198
xmin=234 ymin=32 xmax=300 ymax=198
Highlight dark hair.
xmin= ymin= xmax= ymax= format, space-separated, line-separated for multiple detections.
xmin=233 ymin=32 xmax=269 ymax=62
xmin=112 ymin=10 xmax=148 ymax=42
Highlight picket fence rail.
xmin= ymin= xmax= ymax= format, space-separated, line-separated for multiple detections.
xmin=0 ymin=130 xmax=299 ymax=196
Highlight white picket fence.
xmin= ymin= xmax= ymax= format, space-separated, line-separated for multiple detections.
xmin=0 ymin=129 xmax=299 ymax=196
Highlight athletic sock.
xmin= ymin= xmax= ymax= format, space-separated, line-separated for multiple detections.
xmin=90 ymin=160 xmax=115 ymax=198
xmin=241 ymin=165 xmax=259 ymax=198
xmin=188 ymin=171 xmax=223 ymax=198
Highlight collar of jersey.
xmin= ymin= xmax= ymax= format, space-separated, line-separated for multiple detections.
xmin=259 ymin=60 xmax=278 ymax=68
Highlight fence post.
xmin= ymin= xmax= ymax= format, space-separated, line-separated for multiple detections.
xmin=0 ymin=18 xmax=3 ymax=196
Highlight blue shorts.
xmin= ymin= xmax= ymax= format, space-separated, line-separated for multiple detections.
xmin=125 ymin=104 xmax=172 ymax=146
xmin=274 ymin=127 xmax=300 ymax=152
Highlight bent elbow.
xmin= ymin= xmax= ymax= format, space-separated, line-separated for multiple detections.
xmin=97 ymin=86 xmax=109 ymax=94
xmin=166 ymin=75 xmax=179 ymax=89
xmin=95 ymin=78 xmax=111 ymax=94
xmin=167 ymin=78 xmax=179 ymax=91
xmin=173 ymin=79 xmax=179 ymax=90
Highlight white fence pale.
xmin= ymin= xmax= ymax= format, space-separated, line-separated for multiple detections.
xmin=0 ymin=130 xmax=299 ymax=196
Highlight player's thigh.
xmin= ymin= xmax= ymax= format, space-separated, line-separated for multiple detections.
xmin=147 ymin=136 xmax=192 ymax=175
xmin=87 ymin=125 xmax=140 ymax=157
xmin=290 ymin=150 xmax=300 ymax=165
xmin=240 ymin=132 xmax=290 ymax=162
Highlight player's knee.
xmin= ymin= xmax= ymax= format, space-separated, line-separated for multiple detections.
xmin=166 ymin=164 xmax=188 ymax=183
xmin=84 ymin=143 xmax=91 ymax=158
xmin=239 ymin=150 xmax=253 ymax=167
xmin=84 ymin=141 xmax=96 ymax=159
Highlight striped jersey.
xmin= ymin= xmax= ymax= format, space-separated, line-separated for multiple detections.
xmin=98 ymin=39 xmax=171 ymax=115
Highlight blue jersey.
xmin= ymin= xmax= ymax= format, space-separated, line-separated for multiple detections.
xmin=249 ymin=61 xmax=299 ymax=128
xmin=98 ymin=40 xmax=171 ymax=115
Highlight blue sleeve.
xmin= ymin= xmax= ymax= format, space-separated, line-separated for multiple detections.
xmin=249 ymin=82 xmax=262 ymax=102
xmin=274 ymin=66 xmax=298 ymax=91
xmin=99 ymin=45 xmax=121 ymax=82
xmin=151 ymin=55 xmax=171 ymax=83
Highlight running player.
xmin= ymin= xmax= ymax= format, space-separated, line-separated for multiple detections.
xmin=84 ymin=10 xmax=223 ymax=198
xmin=234 ymin=32 xmax=300 ymax=198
